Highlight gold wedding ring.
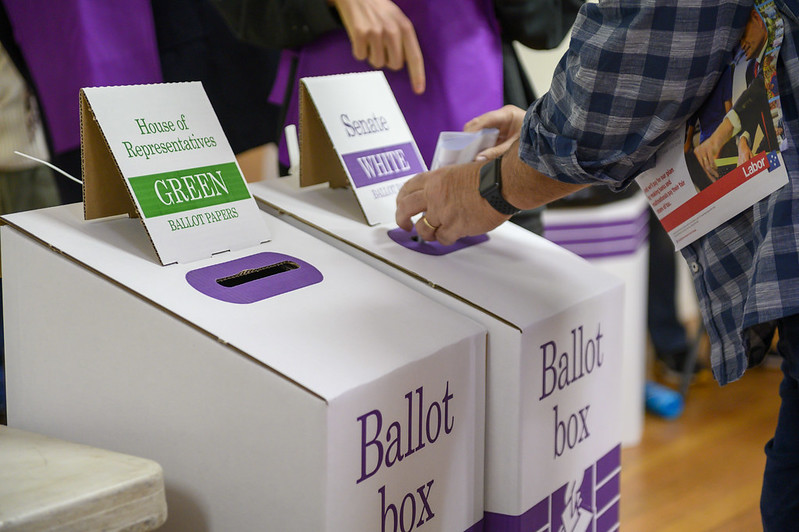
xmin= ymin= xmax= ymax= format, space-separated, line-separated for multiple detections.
xmin=421 ymin=216 xmax=439 ymax=231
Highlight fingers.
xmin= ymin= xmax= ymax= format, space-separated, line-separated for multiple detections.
xmin=397 ymin=162 xmax=504 ymax=246
xmin=431 ymin=224 xmax=457 ymax=246
xmin=381 ymin=20 xmax=405 ymax=70
xmin=475 ymin=138 xmax=516 ymax=162
xmin=464 ymin=110 xmax=502 ymax=132
xmin=379 ymin=15 xmax=425 ymax=94
xmin=371 ymin=12 xmax=424 ymax=94
xmin=415 ymin=214 xmax=440 ymax=242
xmin=475 ymin=146 xmax=504 ymax=162
xmin=401 ymin=27 xmax=425 ymax=94
xmin=395 ymin=174 xmax=427 ymax=230
xmin=367 ymin=34 xmax=387 ymax=69
xmin=701 ymin=158 xmax=719 ymax=180
xmin=336 ymin=0 xmax=425 ymax=94
xmin=463 ymin=105 xmax=525 ymax=133
xmin=396 ymin=173 xmax=444 ymax=243
xmin=694 ymin=144 xmax=719 ymax=180
xmin=349 ymin=31 xmax=369 ymax=62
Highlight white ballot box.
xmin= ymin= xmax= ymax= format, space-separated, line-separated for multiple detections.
xmin=251 ymin=177 xmax=626 ymax=531
xmin=1 ymin=204 xmax=486 ymax=532
xmin=543 ymin=192 xmax=650 ymax=446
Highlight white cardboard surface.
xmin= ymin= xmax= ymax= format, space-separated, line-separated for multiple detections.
xmin=81 ymin=83 xmax=269 ymax=264
xmin=252 ymin=176 xmax=619 ymax=326
xmin=250 ymin=176 xmax=626 ymax=526
xmin=2 ymin=205 xmax=485 ymax=532
xmin=542 ymin=193 xmax=650 ymax=446
xmin=300 ymin=73 xmax=426 ymax=225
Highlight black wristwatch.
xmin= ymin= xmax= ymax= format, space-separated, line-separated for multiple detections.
xmin=479 ymin=155 xmax=521 ymax=216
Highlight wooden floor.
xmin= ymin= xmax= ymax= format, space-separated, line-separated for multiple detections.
xmin=620 ymin=361 xmax=782 ymax=531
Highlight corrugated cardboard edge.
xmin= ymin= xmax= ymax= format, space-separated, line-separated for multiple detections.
xmin=299 ymin=79 xmax=374 ymax=226
xmin=79 ymin=89 xmax=168 ymax=265
xmin=79 ymin=90 xmax=138 ymax=221
xmin=298 ymin=80 xmax=350 ymax=190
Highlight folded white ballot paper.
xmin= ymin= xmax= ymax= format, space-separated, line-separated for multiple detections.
xmin=430 ymin=128 xmax=499 ymax=170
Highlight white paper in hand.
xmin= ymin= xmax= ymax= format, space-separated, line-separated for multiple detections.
xmin=430 ymin=128 xmax=499 ymax=170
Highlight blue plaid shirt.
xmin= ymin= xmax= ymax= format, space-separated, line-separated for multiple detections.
xmin=520 ymin=0 xmax=799 ymax=385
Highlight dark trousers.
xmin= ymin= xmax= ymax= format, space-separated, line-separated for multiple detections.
xmin=647 ymin=211 xmax=688 ymax=357
xmin=761 ymin=313 xmax=799 ymax=530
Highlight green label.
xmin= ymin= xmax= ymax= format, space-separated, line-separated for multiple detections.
xmin=128 ymin=162 xmax=250 ymax=218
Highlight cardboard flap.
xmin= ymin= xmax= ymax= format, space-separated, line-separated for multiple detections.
xmin=296 ymin=73 xmax=425 ymax=226
xmin=299 ymin=82 xmax=349 ymax=189
xmin=80 ymin=90 xmax=137 ymax=220
xmin=78 ymin=82 xmax=270 ymax=265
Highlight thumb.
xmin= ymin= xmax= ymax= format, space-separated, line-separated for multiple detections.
xmin=475 ymin=138 xmax=515 ymax=162
xmin=475 ymin=146 xmax=504 ymax=161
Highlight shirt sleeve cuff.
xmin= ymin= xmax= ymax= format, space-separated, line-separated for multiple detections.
xmin=518 ymin=101 xmax=640 ymax=192
xmin=725 ymin=109 xmax=742 ymax=137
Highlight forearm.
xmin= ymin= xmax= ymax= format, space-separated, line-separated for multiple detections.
xmin=499 ymin=140 xmax=590 ymax=211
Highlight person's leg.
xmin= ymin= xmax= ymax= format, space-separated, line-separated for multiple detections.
xmin=647 ymin=211 xmax=690 ymax=373
xmin=761 ymin=313 xmax=799 ymax=530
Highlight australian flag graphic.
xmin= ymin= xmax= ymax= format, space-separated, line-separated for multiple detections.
xmin=767 ymin=151 xmax=781 ymax=171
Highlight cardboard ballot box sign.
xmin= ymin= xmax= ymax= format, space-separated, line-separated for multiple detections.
xmin=80 ymin=82 xmax=269 ymax=264
xmin=299 ymin=72 xmax=426 ymax=225
xmin=251 ymin=175 xmax=626 ymax=531
xmin=1 ymin=205 xmax=486 ymax=532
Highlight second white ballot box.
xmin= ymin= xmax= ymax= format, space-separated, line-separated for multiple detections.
xmin=543 ymin=191 xmax=650 ymax=446
xmin=251 ymin=176 xmax=626 ymax=531
xmin=1 ymin=204 xmax=486 ymax=532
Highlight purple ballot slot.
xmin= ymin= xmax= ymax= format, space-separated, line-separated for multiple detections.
xmin=186 ymin=252 xmax=323 ymax=304
xmin=387 ymin=227 xmax=488 ymax=256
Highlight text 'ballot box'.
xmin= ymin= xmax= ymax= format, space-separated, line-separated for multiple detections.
xmin=251 ymin=176 xmax=626 ymax=531
xmin=1 ymin=204 xmax=486 ymax=532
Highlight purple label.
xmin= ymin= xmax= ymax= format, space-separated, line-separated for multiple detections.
xmin=185 ymin=252 xmax=322 ymax=304
xmin=483 ymin=444 xmax=620 ymax=532
xmin=465 ymin=519 xmax=486 ymax=532
xmin=341 ymin=142 xmax=425 ymax=188
xmin=387 ymin=227 xmax=489 ymax=256
xmin=543 ymin=208 xmax=649 ymax=259
xmin=483 ymin=499 xmax=548 ymax=531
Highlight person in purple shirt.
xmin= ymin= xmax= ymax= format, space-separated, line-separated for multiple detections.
xmin=212 ymin=0 xmax=581 ymax=168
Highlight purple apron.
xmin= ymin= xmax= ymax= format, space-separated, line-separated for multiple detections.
xmin=271 ymin=0 xmax=502 ymax=168
xmin=3 ymin=0 xmax=162 ymax=154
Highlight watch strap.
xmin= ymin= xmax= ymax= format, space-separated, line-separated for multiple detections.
xmin=479 ymin=155 xmax=521 ymax=216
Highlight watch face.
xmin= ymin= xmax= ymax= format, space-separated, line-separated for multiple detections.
xmin=479 ymin=157 xmax=500 ymax=197
xmin=479 ymin=157 xmax=520 ymax=216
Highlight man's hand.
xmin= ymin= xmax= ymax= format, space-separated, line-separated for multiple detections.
xmin=396 ymin=136 xmax=589 ymax=245
xmin=463 ymin=105 xmax=526 ymax=160
xmin=737 ymin=134 xmax=754 ymax=166
xmin=330 ymin=0 xmax=425 ymax=94
xmin=395 ymin=160 xmax=510 ymax=245
xmin=694 ymin=117 xmax=735 ymax=181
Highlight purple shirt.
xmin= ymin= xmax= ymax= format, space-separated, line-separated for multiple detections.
xmin=271 ymin=0 xmax=502 ymax=167
xmin=3 ymin=0 xmax=162 ymax=154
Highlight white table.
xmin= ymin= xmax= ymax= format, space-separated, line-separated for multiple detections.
xmin=0 ymin=426 xmax=167 ymax=531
